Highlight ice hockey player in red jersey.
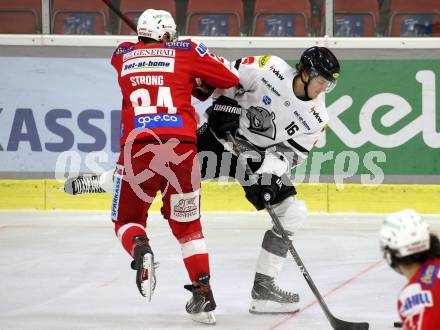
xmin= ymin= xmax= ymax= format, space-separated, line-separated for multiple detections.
xmin=380 ymin=209 xmax=440 ymax=330
xmin=109 ymin=8 xmax=239 ymax=325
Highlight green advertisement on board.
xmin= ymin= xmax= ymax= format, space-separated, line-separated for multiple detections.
xmin=287 ymin=60 xmax=440 ymax=181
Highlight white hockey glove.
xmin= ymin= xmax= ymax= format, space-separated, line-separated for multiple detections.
xmin=255 ymin=152 xmax=290 ymax=177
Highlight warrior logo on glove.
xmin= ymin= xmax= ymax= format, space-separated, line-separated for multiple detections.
xmin=213 ymin=103 xmax=241 ymax=115
xmin=208 ymin=96 xmax=242 ymax=138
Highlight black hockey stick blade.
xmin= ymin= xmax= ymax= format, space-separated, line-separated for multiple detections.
xmin=330 ymin=316 xmax=369 ymax=330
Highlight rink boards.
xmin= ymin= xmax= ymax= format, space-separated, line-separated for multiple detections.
xmin=0 ymin=180 xmax=439 ymax=213
xmin=1 ymin=37 xmax=439 ymax=215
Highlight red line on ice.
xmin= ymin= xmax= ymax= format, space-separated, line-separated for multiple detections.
xmin=269 ymin=259 xmax=385 ymax=330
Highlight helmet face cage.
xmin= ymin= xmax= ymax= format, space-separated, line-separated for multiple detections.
xmin=308 ymin=67 xmax=337 ymax=93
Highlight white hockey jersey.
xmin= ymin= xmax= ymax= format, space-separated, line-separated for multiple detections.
xmin=212 ymin=55 xmax=328 ymax=170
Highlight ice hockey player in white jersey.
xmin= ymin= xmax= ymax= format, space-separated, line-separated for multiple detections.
xmin=201 ymin=46 xmax=340 ymax=314
xmin=65 ymin=46 xmax=340 ymax=315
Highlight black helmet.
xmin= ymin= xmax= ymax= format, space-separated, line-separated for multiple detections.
xmin=299 ymin=47 xmax=340 ymax=82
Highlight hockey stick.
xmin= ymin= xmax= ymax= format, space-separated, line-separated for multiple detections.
xmin=226 ymin=132 xmax=369 ymax=330
xmin=101 ymin=0 xmax=137 ymax=32
xmin=93 ymin=8 xmax=367 ymax=326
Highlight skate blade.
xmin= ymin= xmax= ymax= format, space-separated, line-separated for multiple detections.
xmin=249 ymin=299 xmax=300 ymax=314
xmin=140 ymin=253 xmax=156 ymax=301
xmin=190 ymin=311 xmax=216 ymax=325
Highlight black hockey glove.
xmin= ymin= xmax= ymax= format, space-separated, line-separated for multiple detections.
xmin=207 ymin=95 xmax=242 ymax=138
xmin=244 ymin=174 xmax=283 ymax=210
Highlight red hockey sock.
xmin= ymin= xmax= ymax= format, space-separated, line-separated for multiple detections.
xmin=116 ymin=223 xmax=147 ymax=256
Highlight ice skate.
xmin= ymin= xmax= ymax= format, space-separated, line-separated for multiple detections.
xmin=249 ymin=273 xmax=300 ymax=314
xmin=131 ymin=235 xmax=156 ymax=301
xmin=64 ymin=175 xmax=105 ymax=195
xmin=184 ymin=274 xmax=216 ymax=325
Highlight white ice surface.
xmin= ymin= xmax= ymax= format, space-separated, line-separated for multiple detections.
xmin=1 ymin=211 xmax=439 ymax=330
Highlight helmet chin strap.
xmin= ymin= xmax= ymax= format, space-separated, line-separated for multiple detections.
xmin=300 ymin=74 xmax=312 ymax=101
xmin=384 ymin=249 xmax=404 ymax=275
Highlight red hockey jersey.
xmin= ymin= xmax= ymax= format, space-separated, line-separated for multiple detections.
xmin=398 ymin=258 xmax=440 ymax=330
xmin=111 ymin=39 xmax=239 ymax=146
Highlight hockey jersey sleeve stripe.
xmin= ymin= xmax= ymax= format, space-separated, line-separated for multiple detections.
xmin=286 ymin=139 xmax=309 ymax=154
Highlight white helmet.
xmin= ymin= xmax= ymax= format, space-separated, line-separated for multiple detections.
xmin=137 ymin=9 xmax=176 ymax=41
xmin=379 ymin=209 xmax=430 ymax=262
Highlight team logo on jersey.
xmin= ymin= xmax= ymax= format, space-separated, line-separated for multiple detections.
xmin=261 ymin=77 xmax=281 ymax=96
xmin=310 ymin=106 xmax=323 ymax=123
xmin=262 ymin=96 xmax=271 ymax=105
xmin=111 ymin=165 xmax=124 ymax=220
xmin=113 ymin=45 xmax=133 ymax=56
xmin=269 ymin=65 xmax=285 ymax=80
xmin=246 ymin=106 xmax=276 ymax=140
xmin=400 ymin=291 xmax=433 ymax=315
xmin=123 ymin=49 xmax=175 ymax=62
xmin=170 ymin=190 xmax=200 ymax=222
xmin=242 ymin=57 xmax=255 ymax=65
xmin=195 ymin=42 xmax=208 ymax=57
xmin=135 ymin=114 xmax=183 ymax=129
xmin=258 ymin=55 xmax=271 ymax=68
xmin=293 ymin=110 xmax=311 ymax=131
xmin=419 ymin=264 xmax=439 ymax=287
xmin=121 ymin=57 xmax=175 ymax=76
xmin=164 ymin=39 xmax=192 ymax=50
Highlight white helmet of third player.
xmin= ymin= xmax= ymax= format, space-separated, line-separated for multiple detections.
xmin=379 ymin=209 xmax=430 ymax=262
xmin=137 ymin=9 xmax=176 ymax=41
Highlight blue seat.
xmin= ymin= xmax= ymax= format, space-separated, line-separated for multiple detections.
xmin=118 ymin=0 xmax=176 ymax=35
xmin=186 ymin=0 xmax=244 ymax=36
xmin=334 ymin=0 xmax=379 ymax=37
xmin=252 ymin=0 xmax=310 ymax=36
xmin=52 ymin=0 xmax=110 ymax=34
xmin=389 ymin=0 xmax=440 ymax=36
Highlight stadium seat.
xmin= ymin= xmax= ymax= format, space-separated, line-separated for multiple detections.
xmin=118 ymin=0 xmax=176 ymax=35
xmin=389 ymin=0 xmax=440 ymax=36
xmin=52 ymin=0 xmax=110 ymax=34
xmin=186 ymin=0 xmax=244 ymax=36
xmin=334 ymin=0 xmax=379 ymax=37
xmin=252 ymin=0 xmax=310 ymax=37
xmin=0 ymin=0 xmax=41 ymax=34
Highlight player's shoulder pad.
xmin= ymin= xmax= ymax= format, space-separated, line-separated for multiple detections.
xmin=255 ymin=55 xmax=273 ymax=68
xmin=190 ymin=39 xmax=209 ymax=57
xmin=262 ymin=54 xmax=286 ymax=66
xmin=418 ymin=263 xmax=440 ymax=288
xmin=164 ymin=39 xmax=192 ymax=51
xmin=238 ymin=55 xmax=274 ymax=68
xmin=113 ymin=42 xmax=135 ymax=56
